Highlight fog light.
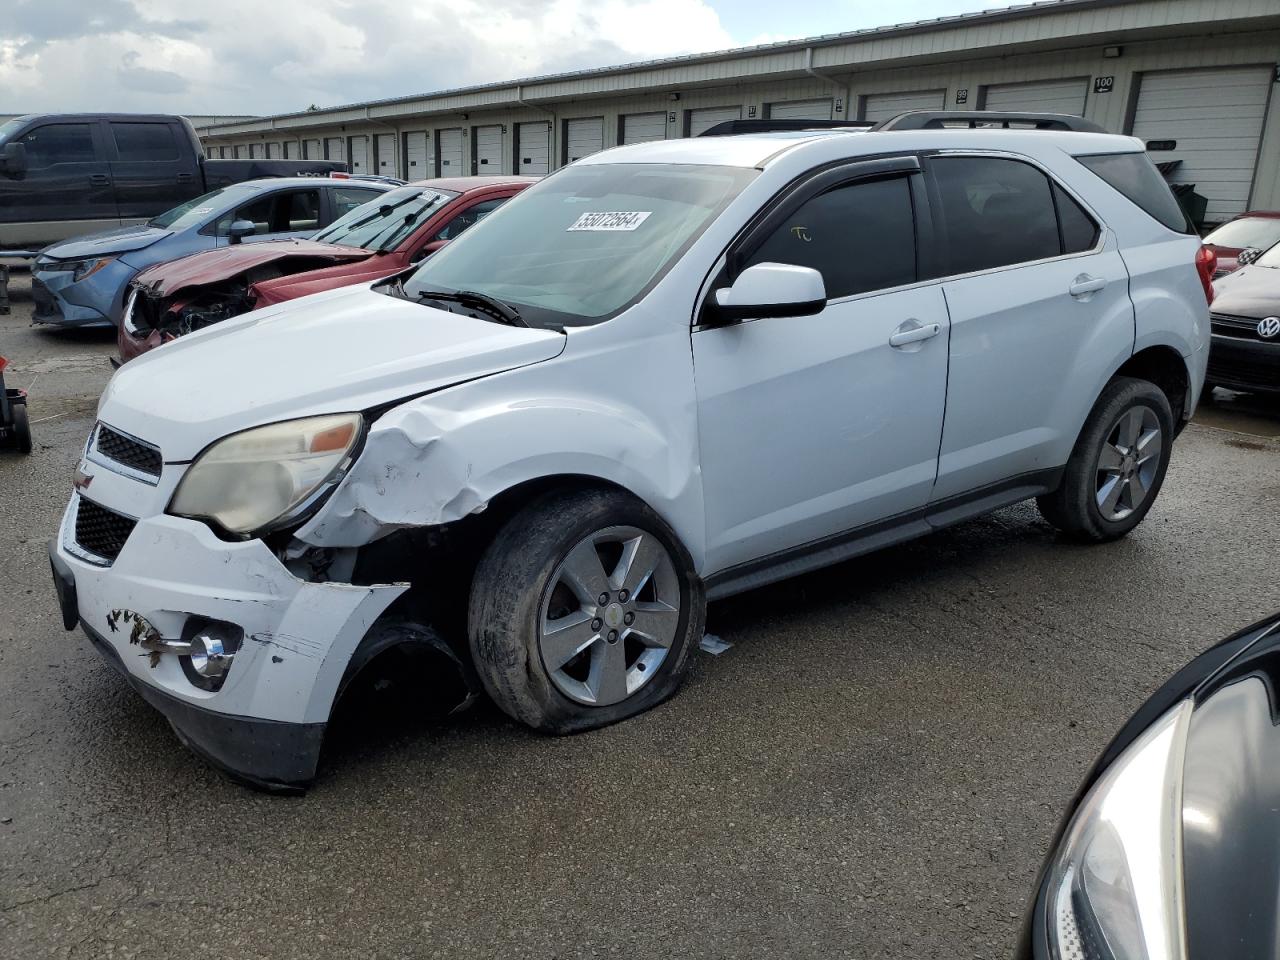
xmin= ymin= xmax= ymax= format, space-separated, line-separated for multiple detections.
xmin=189 ymin=628 xmax=235 ymax=678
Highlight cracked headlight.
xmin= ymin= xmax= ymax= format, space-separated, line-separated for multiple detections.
xmin=1043 ymin=701 xmax=1192 ymax=960
xmin=169 ymin=413 xmax=363 ymax=537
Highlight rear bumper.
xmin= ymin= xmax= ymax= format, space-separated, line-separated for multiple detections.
xmin=1208 ymin=334 xmax=1280 ymax=394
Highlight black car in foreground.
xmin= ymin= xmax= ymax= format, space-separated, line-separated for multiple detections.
xmin=1019 ymin=612 xmax=1280 ymax=960
xmin=1207 ymin=243 xmax=1280 ymax=394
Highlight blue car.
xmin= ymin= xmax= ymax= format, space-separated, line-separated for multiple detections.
xmin=30 ymin=177 xmax=392 ymax=328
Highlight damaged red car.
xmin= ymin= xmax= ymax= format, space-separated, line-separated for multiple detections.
xmin=118 ymin=176 xmax=536 ymax=362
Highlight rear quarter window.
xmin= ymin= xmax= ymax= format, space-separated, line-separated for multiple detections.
xmin=1076 ymin=152 xmax=1193 ymax=234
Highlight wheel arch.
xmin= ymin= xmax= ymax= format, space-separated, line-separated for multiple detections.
xmin=1112 ymin=344 xmax=1193 ymax=425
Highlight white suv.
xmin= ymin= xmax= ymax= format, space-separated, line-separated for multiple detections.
xmin=50 ymin=114 xmax=1212 ymax=791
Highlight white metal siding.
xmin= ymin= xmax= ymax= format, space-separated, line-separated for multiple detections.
xmin=1131 ymin=66 xmax=1272 ymax=222
xmin=473 ymin=124 xmax=504 ymax=173
xmin=982 ymin=78 xmax=1088 ymax=115
xmin=620 ymin=112 xmax=667 ymax=144
xmin=404 ymin=131 xmax=429 ymax=175
xmin=348 ymin=136 xmax=369 ymax=174
xmin=565 ymin=117 xmax=604 ymax=162
xmin=862 ymin=89 xmax=947 ymax=123
xmin=517 ymin=122 xmax=550 ymax=174
xmin=437 ymin=128 xmax=463 ymax=173
xmin=375 ymin=133 xmax=397 ymax=177
xmin=767 ymin=98 xmax=833 ymax=121
xmin=688 ymin=105 xmax=742 ymax=137
xmin=325 ymin=137 xmax=344 ymax=162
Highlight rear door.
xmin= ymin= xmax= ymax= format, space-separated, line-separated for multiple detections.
xmin=436 ymin=128 xmax=463 ymax=175
xmin=925 ymin=153 xmax=1133 ymax=501
xmin=1 ymin=120 xmax=116 ymax=242
xmin=472 ymin=125 xmax=504 ymax=174
xmin=516 ymin=122 xmax=550 ymax=174
xmin=107 ymin=119 xmax=200 ymax=219
xmin=565 ymin=118 xmax=604 ymax=163
xmin=693 ymin=160 xmax=951 ymax=574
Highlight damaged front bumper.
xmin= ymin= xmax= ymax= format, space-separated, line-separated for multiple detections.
xmin=51 ymin=498 xmax=407 ymax=791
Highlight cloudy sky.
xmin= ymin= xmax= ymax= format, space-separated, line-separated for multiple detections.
xmin=1 ymin=0 xmax=993 ymax=117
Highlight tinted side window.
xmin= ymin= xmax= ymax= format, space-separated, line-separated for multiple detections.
xmin=285 ymin=190 xmax=320 ymax=230
xmin=931 ymin=156 xmax=1060 ymax=275
xmin=430 ymin=197 xmax=508 ymax=242
xmin=743 ymin=175 xmax=916 ymax=299
xmin=1053 ymin=183 xmax=1100 ymax=253
xmin=111 ymin=123 xmax=179 ymax=161
xmin=1077 ymin=152 xmax=1193 ymax=234
xmin=19 ymin=123 xmax=96 ymax=167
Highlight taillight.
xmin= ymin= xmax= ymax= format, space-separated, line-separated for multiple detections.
xmin=0 ymin=355 xmax=8 ymax=374
xmin=1195 ymin=244 xmax=1217 ymax=304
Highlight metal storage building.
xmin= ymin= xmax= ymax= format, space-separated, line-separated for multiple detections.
xmin=196 ymin=0 xmax=1280 ymax=224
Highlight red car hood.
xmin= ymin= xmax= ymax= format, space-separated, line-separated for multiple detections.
xmin=131 ymin=239 xmax=374 ymax=297
xmin=251 ymin=255 xmax=408 ymax=306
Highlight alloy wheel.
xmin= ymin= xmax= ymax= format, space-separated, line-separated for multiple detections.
xmin=1095 ymin=405 xmax=1163 ymax=521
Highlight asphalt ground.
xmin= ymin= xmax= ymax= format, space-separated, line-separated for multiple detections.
xmin=2 ymin=263 xmax=1279 ymax=959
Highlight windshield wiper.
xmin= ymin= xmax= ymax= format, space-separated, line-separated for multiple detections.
xmin=415 ymin=289 xmax=526 ymax=326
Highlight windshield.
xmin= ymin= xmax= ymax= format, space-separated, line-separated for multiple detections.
xmin=148 ymin=185 xmax=258 ymax=229
xmin=0 ymin=119 xmax=25 ymax=146
xmin=1205 ymin=217 xmax=1280 ymax=253
xmin=1256 ymin=243 xmax=1280 ymax=269
xmin=313 ymin=186 xmax=458 ymax=251
xmin=403 ymin=163 xmax=757 ymax=328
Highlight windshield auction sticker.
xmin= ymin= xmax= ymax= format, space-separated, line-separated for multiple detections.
xmin=567 ymin=211 xmax=652 ymax=232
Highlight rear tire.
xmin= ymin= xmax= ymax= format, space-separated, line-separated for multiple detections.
xmin=13 ymin=403 xmax=31 ymax=455
xmin=468 ymin=488 xmax=705 ymax=734
xmin=1036 ymin=377 xmax=1174 ymax=542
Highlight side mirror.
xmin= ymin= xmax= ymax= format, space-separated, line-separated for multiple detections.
xmin=411 ymin=238 xmax=448 ymax=263
xmin=0 ymin=142 xmax=27 ymax=178
xmin=226 ymin=219 xmax=256 ymax=244
xmin=1237 ymin=246 xmax=1263 ymax=266
xmin=711 ymin=262 xmax=826 ymax=323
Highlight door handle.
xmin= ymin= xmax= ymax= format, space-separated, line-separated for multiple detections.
xmin=889 ymin=320 xmax=942 ymax=348
xmin=1069 ymin=274 xmax=1106 ymax=298
xmin=89 ymin=174 xmax=111 ymax=185
xmin=176 ymin=172 xmax=194 ymax=183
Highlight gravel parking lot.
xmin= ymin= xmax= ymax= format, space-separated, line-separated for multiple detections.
xmin=2 ymin=263 xmax=1279 ymax=960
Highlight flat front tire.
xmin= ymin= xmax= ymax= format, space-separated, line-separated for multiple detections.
xmin=468 ymin=488 xmax=705 ymax=734
xmin=1037 ymin=376 xmax=1175 ymax=541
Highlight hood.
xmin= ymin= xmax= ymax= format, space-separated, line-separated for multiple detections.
xmin=251 ymin=258 xmax=405 ymax=307
xmin=1209 ymin=264 xmax=1280 ymax=318
xmin=132 ymin=239 xmax=374 ymax=298
xmin=99 ymin=284 xmax=566 ymax=460
xmin=41 ymin=224 xmax=172 ymax=261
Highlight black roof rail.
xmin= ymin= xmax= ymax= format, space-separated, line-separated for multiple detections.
xmin=871 ymin=110 xmax=1107 ymax=134
xmin=698 ymin=118 xmax=874 ymax=137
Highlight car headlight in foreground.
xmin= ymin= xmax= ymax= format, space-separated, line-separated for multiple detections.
xmin=1043 ymin=701 xmax=1192 ymax=960
xmin=168 ymin=413 xmax=363 ymax=537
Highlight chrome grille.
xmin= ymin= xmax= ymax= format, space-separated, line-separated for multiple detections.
xmin=94 ymin=423 xmax=162 ymax=479
xmin=74 ymin=497 xmax=137 ymax=564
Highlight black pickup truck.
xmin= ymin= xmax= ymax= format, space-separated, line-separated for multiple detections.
xmin=0 ymin=113 xmax=345 ymax=255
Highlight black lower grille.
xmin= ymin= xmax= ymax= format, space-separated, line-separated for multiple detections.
xmin=74 ymin=498 xmax=136 ymax=564
xmin=95 ymin=423 xmax=162 ymax=479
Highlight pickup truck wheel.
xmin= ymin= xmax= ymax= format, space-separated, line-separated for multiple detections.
xmin=468 ymin=489 xmax=704 ymax=734
xmin=1036 ymin=376 xmax=1174 ymax=541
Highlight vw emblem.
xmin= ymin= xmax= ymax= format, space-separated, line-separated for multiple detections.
xmin=1258 ymin=316 xmax=1280 ymax=340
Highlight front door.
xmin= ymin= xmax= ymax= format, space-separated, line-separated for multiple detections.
xmin=693 ymin=163 xmax=950 ymax=574
xmin=2 ymin=120 xmax=117 ymax=246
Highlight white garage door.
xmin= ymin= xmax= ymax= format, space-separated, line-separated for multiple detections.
xmin=565 ymin=117 xmax=604 ymax=162
xmin=266 ymin=142 xmax=282 ymax=159
xmin=473 ymin=124 xmax=504 ymax=174
xmin=621 ymin=112 xmax=667 ymax=145
xmin=437 ymin=128 xmax=463 ymax=174
xmin=349 ymin=136 xmax=369 ymax=174
xmin=234 ymin=144 xmax=247 ymax=159
xmin=517 ymin=122 xmax=550 ymax=174
xmin=862 ymin=89 xmax=947 ymax=123
xmin=767 ymin=99 xmax=832 ymax=121
xmin=404 ymin=131 xmax=428 ymax=176
xmin=1131 ymin=66 xmax=1272 ymax=223
xmin=688 ymin=106 xmax=742 ymax=137
xmin=325 ymin=137 xmax=344 ymax=163
xmin=249 ymin=143 xmax=265 ymax=159
xmin=303 ymin=139 xmax=321 ymax=160
xmin=983 ymin=79 xmax=1088 ymax=116
xmin=375 ymin=133 xmax=397 ymax=177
